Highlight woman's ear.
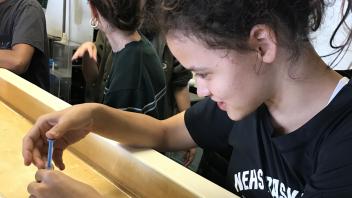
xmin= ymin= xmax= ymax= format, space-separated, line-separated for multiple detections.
xmin=88 ymin=2 xmax=99 ymax=19
xmin=249 ymin=24 xmax=277 ymax=64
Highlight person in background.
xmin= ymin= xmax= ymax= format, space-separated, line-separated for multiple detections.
xmin=36 ymin=0 xmax=47 ymax=8
xmin=141 ymin=4 xmax=196 ymax=167
xmin=79 ymin=2 xmax=196 ymax=166
xmin=23 ymin=0 xmax=352 ymax=197
xmin=72 ymin=0 xmax=166 ymax=119
xmin=0 ymin=0 xmax=49 ymax=90
xmin=80 ymin=30 xmax=112 ymax=103
xmin=153 ymin=37 xmax=196 ymax=167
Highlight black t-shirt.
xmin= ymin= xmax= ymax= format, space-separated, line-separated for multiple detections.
xmin=102 ymin=36 xmax=166 ymax=119
xmin=0 ymin=0 xmax=49 ymax=90
xmin=185 ymin=81 xmax=352 ymax=197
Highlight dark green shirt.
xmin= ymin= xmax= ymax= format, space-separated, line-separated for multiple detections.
xmin=149 ymin=34 xmax=192 ymax=118
xmin=103 ymin=37 xmax=166 ymax=119
xmin=85 ymin=31 xmax=113 ymax=102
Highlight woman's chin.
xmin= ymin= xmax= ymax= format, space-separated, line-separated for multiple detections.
xmin=226 ymin=109 xmax=250 ymax=121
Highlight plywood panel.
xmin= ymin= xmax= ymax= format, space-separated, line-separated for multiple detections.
xmin=0 ymin=102 xmax=130 ymax=198
xmin=0 ymin=68 xmax=236 ymax=198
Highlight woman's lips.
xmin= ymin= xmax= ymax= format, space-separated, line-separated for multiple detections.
xmin=217 ymin=102 xmax=226 ymax=111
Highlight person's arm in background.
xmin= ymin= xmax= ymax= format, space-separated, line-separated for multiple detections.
xmin=73 ymin=31 xmax=109 ymax=84
xmin=0 ymin=44 xmax=34 ymax=74
xmin=174 ymin=84 xmax=196 ymax=167
xmin=174 ymin=85 xmax=191 ymax=112
xmin=72 ymin=42 xmax=99 ymax=83
xmin=80 ymin=43 xmax=99 ymax=83
xmin=171 ymin=61 xmax=196 ymax=167
xmin=170 ymin=59 xmax=193 ymax=112
xmin=144 ymin=30 xmax=196 ymax=166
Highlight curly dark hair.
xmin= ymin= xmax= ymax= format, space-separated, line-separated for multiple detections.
xmin=158 ymin=0 xmax=351 ymax=60
xmin=322 ymin=0 xmax=352 ymax=67
xmin=89 ymin=0 xmax=143 ymax=33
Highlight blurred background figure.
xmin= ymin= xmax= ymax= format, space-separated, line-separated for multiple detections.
xmin=72 ymin=0 xmax=166 ymax=119
xmin=140 ymin=1 xmax=197 ymax=168
xmin=0 ymin=0 xmax=49 ymax=90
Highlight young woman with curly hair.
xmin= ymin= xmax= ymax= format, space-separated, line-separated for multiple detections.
xmin=24 ymin=0 xmax=352 ymax=197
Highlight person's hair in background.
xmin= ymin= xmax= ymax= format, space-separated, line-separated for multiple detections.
xmin=159 ymin=0 xmax=351 ymax=63
xmin=74 ymin=0 xmax=167 ymax=118
xmin=88 ymin=0 xmax=143 ymax=34
xmin=81 ymin=0 xmax=147 ymax=104
xmin=140 ymin=0 xmax=162 ymax=39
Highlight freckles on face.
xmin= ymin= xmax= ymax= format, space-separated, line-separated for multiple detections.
xmin=166 ymin=33 xmax=266 ymax=121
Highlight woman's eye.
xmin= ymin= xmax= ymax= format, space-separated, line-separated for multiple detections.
xmin=196 ymin=73 xmax=207 ymax=79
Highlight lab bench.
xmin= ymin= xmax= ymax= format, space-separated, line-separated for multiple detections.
xmin=0 ymin=68 xmax=236 ymax=198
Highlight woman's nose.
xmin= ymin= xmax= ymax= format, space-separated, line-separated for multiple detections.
xmin=196 ymin=81 xmax=210 ymax=97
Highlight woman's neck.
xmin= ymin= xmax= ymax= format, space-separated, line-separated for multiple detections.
xmin=265 ymin=45 xmax=343 ymax=135
xmin=105 ymin=30 xmax=141 ymax=52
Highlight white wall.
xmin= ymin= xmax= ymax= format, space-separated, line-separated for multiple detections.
xmin=45 ymin=0 xmax=64 ymax=38
xmin=311 ymin=1 xmax=352 ymax=70
xmin=45 ymin=0 xmax=93 ymax=43
xmin=67 ymin=0 xmax=93 ymax=44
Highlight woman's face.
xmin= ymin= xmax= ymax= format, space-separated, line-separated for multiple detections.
xmin=167 ymin=33 xmax=274 ymax=120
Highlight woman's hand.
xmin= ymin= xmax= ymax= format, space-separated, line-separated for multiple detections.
xmin=28 ymin=170 xmax=102 ymax=198
xmin=72 ymin=42 xmax=97 ymax=62
xmin=22 ymin=104 xmax=96 ymax=170
xmin=183 ymin=148 xmax=196 ymax=167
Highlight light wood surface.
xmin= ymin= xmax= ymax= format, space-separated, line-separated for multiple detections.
xmin=0 ymin=101 xmax=130 ymax=198
xmin=0 ymin=68 xmax=237 ymax=197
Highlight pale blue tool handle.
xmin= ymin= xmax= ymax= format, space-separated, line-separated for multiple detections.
xmin=46 ymin=139 xmax=54 ymax=169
